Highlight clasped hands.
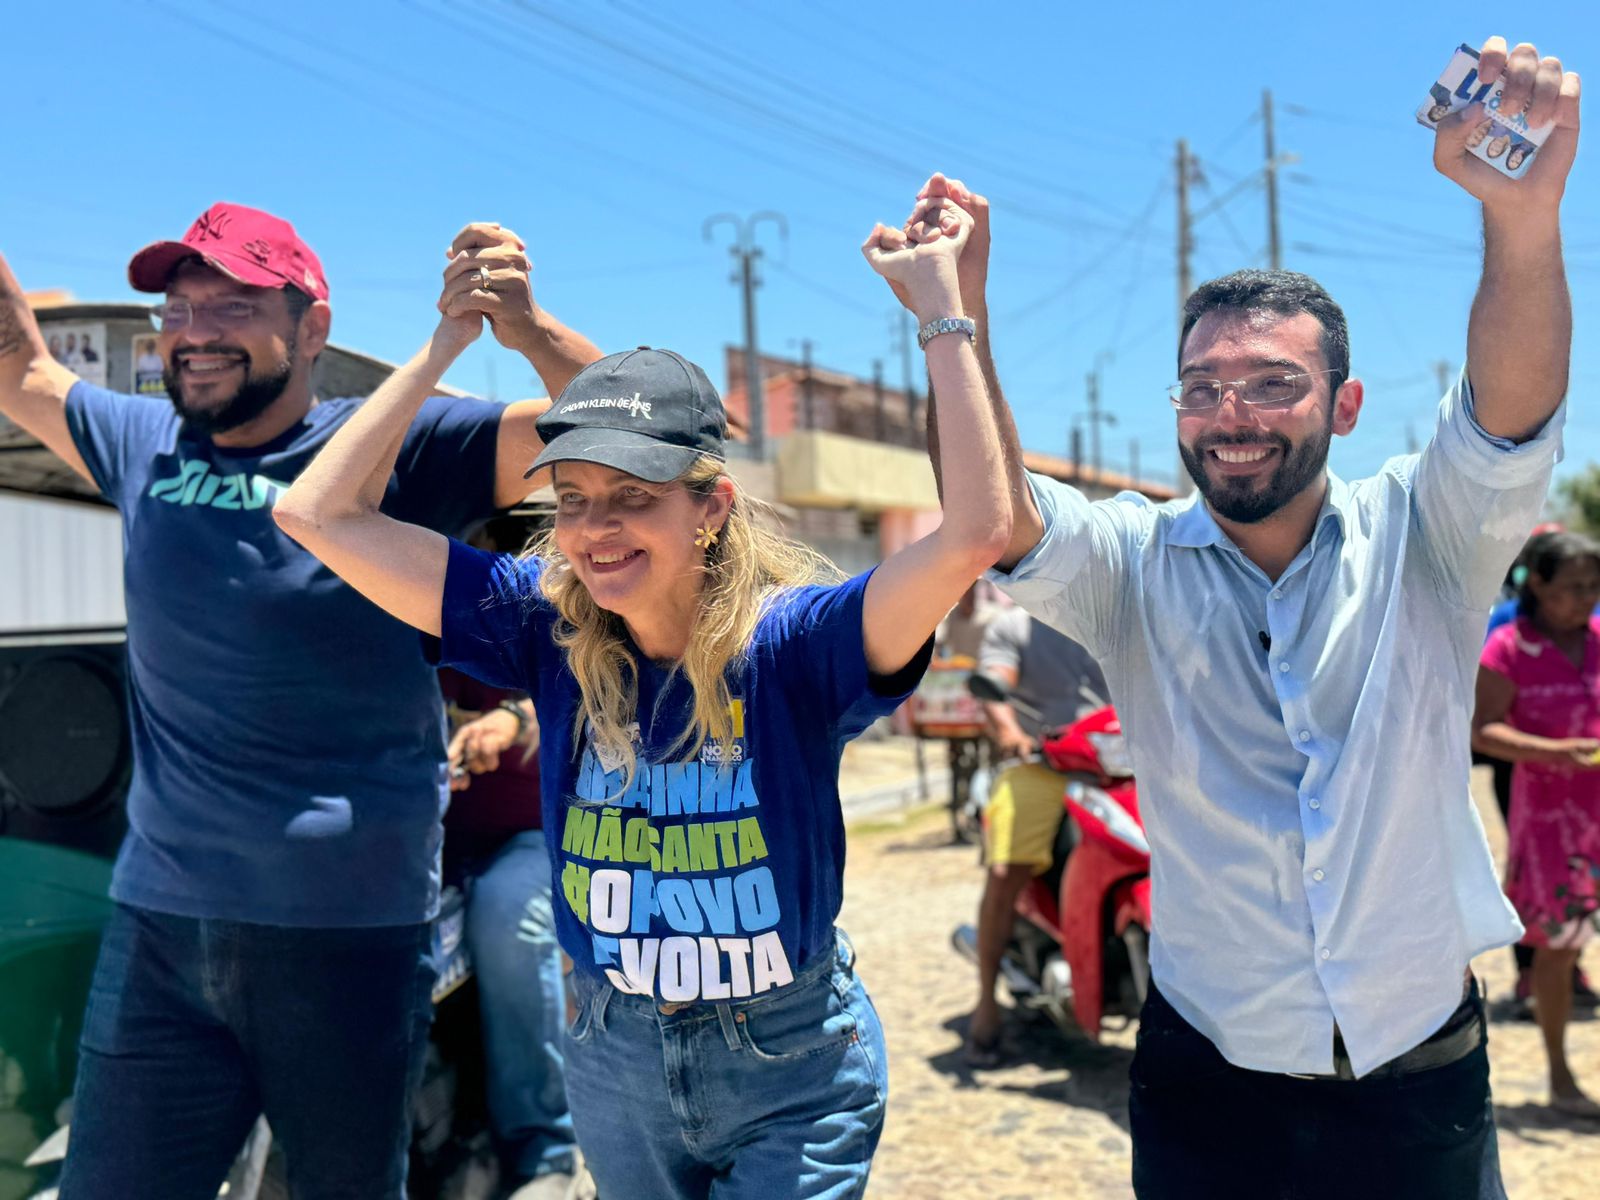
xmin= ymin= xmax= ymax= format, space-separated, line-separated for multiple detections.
xmin=432 ymin=222 xmax=538 ymax=356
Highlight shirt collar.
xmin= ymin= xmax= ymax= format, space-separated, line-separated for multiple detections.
xmin=1168 ymin=471 xmax=1351 ymax=551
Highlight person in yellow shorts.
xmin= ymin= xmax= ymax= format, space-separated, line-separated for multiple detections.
xmin=967 ymin=606 xmax=1110 ymax=1065
xmin=984 ymin=761 xmax=1072 ymax=871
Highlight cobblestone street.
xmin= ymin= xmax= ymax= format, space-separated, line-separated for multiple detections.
xmin=838 ymin=759 xmax=1600 ymax=1198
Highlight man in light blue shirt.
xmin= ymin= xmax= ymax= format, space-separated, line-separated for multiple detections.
xmin=898 ymin=35 xmax=1578 ymax=1200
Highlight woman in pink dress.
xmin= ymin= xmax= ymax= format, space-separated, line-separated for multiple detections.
xmin=1474 ymin=531 xmax=1600 ymax=1118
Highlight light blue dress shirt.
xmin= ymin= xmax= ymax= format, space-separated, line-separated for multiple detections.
xmin=990 ymin=376 xmax=1562 ymax=1077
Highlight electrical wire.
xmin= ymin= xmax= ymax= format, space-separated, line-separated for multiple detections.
xmin=1000 ymin=178 xmax=1171 ymax=326
xmin=767 ymin=261 xmax=879 ymax=317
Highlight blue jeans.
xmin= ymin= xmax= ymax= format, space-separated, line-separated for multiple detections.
xmin=59 ymin=903 xmax=435 ymax=1200
xmin=564 ymin=931 xmax=887 ymax=1200
xmin=458 ymin=829 xmax=576 ymax=1179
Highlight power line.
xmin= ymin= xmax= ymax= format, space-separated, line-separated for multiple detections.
xmin=1204 ymin=109 xmax=1261 ymax=163
xmin=1001 ymin=177 xmax=1171 ymax=325
xmin=405 ymin=0 xmax=876 ymax=237
xmin=1194 ymin=175 xmax=1258 ymax=264
xmin=602 ymin=0 xmax=1132 ymax=225
xmin=1281 ymin=102 xmax=1395 ymax=132
xmin=1281 ymin=183 xmax=1480 ymax=253
xmin=486 ymin=0 xmax=1120 ymax=237
xmin=767 ymin=261 xmax=878 ymax=317
xmin=161 ymin=0 xmax=711 ymax=236
xmin=762 ymin=0 xmax=1169 ymax=165
xmin=1107 ymin=219 xmax=1158 ymax=350
xmin=1289 ymin=243 xmax=1480 ymax=266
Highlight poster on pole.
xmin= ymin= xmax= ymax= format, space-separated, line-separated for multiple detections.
xmin=131 ymin=333 xmax=167 ymax=397
xmin=44 ymin=322 xmax=108 ymax=388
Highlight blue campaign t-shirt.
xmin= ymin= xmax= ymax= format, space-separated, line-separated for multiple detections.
xmin=432 ymin=541 xmax=929 ymax=999
xmin=65 ymin=382 xmax=504 ymax=926
xmin=1486 ymin=596 xmax=1519 ymax=637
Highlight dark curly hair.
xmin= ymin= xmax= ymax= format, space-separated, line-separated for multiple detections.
xmin=1180 ymin=270 xmax=1350 ymax=394
xmin=1517 ymin=531 xmax=1600 ymax=618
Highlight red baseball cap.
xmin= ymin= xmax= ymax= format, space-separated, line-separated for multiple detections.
xmin=127 ymin=202 xmax=330 ymax=301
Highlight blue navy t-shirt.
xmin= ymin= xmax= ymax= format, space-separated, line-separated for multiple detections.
xmin=65 ymin=382 xmax=504 ymax=926
xmin=432 ymin=541 xmax=929 ymax=998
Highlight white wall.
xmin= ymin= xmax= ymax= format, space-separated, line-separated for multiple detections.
xmin=0 ymin=493 xmax=125 ymax=631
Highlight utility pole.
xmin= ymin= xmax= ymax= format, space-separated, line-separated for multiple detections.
xmin=1176 ymin=139 xmax=1196 ymax=495
xmin=894 ymin=310 xmax=919 ymax=437
xmin=1434 ymin=359 xmax=1453 ymax=397
xmin=1070 ymin=424 xmax=1084 ymax=482
xmin=1176 ymin=139 xmax=1195 ymax=332
xmin=1415 ymin=358 xmax=1454 ymax=456
xmin=1130 ymin=437 xmax=1140 ymax=489
xmin=872 ymin=359 xmax=887 ymax=443
xmin=1087 ymin=371 xmax=1101 ymax=483
xmin=800 ymin=338 xmax=816 ymax=430
xmin=1085 ymin=351 xmax=1117 ymax=483
xmin=1264 ymin=89 xmax=1282 ymax=271
xmin=704 ymin=211 xmax=788 ymax=460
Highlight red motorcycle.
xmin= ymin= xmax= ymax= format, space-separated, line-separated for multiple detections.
xmin=953 ymin=676 xmax=1152 ymax=1039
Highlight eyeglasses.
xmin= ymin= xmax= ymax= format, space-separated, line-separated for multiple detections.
xmin=148 ymin=298 xmax=265 ymax=332
xmin=1167 ymin=368 xmax=1340 ymax=411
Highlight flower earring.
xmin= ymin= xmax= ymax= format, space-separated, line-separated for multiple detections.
xmin=694 ymin=526 xmax=720 ymax=550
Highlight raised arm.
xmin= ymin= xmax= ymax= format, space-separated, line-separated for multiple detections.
xmin=273 ymin=315 xmax=484 ymax=635
xmin=1435 ymin=37 xmax=1580 ymax=441
xmin=0 ymin=251 xmax=92 ymax=482
xmin=859 ymin=199 xmax=1012 ymax=675
xmin=908 ymin=176 xmax=1044 ymax=570
xmin=441 ymin=222 xmax=605 ymax=506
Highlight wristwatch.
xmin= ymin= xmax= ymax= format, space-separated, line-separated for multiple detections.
xmin=496 ymin=699 xmax=530 ymax=742
xmin=917 ymin=316 xmax=977 ymax=350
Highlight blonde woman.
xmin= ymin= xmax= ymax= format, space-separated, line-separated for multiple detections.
xmin=273 ymin=195 xmax=1008 ymax=1199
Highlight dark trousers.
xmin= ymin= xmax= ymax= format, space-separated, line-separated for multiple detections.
xmin=1129 ymin=983 xmax=1505 ymax=1200
xmin=59 ymin=903 xmax=436 ymax=1200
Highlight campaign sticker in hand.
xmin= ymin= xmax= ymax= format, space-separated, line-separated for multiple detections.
xmin=1416 ymin=43 xmax=1556 ymax=180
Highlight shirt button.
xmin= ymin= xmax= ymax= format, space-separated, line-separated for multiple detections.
xmin=1298 ymin=730 xmax=1311 ymax=743
xmin=1313 ymin=869 xmax=1326 ymax=882
xmin=1321 ymin=948 xmax=1331 ymax=960
xmin=1272 ymin=589 xmax=1284 ymax=600
xmin=1308 ymin=798 xmax=1321 ymax=810
xmin=1278 ymin=662 xmax=1290 ymax=674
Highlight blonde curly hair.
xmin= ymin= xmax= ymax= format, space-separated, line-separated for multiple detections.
xmin=528 ymin=455 xmax=841 ymax=787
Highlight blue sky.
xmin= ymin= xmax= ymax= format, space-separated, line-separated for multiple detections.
xmin=7 ymin=2 xmax=1597 ymax=488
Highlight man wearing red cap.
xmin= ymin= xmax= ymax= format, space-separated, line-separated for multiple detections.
xmin=0 ymin=203 xmax=601 ymax=1198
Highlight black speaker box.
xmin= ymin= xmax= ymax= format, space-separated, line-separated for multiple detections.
xmin=0 ymin=630 xmax=130 ymax=859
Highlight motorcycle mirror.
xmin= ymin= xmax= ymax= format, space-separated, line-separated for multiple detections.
xmin=966 ymin=672 xmax=1010 ymax=704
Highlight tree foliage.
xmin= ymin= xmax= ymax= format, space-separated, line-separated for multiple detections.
xmin=1555 ymin=464 xmax=1600 ymax=539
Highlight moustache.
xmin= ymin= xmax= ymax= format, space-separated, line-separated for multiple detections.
xmin=1194 ymin=432 xmax=1290 ymax=453
xmin=172 ymin=345 xmax=250 ymax=365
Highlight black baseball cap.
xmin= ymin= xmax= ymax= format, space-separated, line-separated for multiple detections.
xmin=525 ymin=347 xmax=727 ymax=482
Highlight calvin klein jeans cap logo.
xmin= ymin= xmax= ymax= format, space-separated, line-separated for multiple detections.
xmin=558 ymin=392 xmax=653 ymax=419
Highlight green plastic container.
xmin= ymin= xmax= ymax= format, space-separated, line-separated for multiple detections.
xmin=0 ymin=840 xmax=113 ymax=1200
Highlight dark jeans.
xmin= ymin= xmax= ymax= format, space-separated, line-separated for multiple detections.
xmin=447 ymin=829 xmax=576 ymax=1180
xmin=1129 ymin=983 xmax=1505 ymax=1200
xmin=59 ymin=903 xmax=436 ymax=1200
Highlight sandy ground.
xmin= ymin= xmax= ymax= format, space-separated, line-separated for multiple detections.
xmin=835 ymin=754 xmax=1600 ymax=1199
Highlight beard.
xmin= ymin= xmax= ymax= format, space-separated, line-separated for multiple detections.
xmin=162 ymin=334 xmax=296 ymax=437
xmin=1179 ymin=415 xmax=1332 ymax=524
